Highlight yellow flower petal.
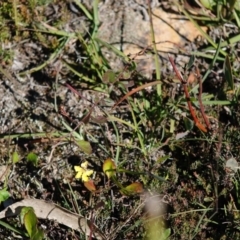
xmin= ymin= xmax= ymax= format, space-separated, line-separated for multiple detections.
xmin=74 ymin=166 xmax=83 ymax=172
xmin=74 ymin=165 xmax=85 ymax=179
xmin=81 ymin=161 xmax=88 ymax=169
xmin=74 ymin=162 xmax=94 ymax=181
xmin=75 ymin=172 xmax=83 ymax=179
xmin=82 ymin=170 xmax=93 ymax=182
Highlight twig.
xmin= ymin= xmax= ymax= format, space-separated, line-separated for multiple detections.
xmin=196 ymin=67 xmax=211 ymax=130
xmin=111 ymin=81 xmax=161 ymax=110
xmin=168 ymin=55 xmax=207 ymax=133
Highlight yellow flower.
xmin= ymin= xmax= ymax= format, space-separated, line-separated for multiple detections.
xmin=74 ymin=161 xmax=94 ymax=182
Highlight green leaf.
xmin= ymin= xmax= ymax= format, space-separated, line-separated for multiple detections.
xmin=121 ymin=182 xmax=143 ymax=195
xmin=95 ymin=38 xmax=135 ymax=65
xmin=102 ymin=70 xmax=116 ymax=84
xmin=20 ymin=207 xmax=34 ymax=224
xmin=156 ymin=155 xmax=170 ymax=164
xmin=77 ymin=140 xmax=92 ymax=155
xmin=186 ymin=55 xmax=195 ymax=69
xmin=163 ymin=228 xmax=171 ymax=239
xmin=20 ymin=207 xmax=44 ymax=239
xmin=23 ymin=207 xmax=37 ymax=238
xmin=26 ymin=153 xmax=38 ymax=166
xmin=234 ymin=0 xmax=240 ymax=11
xmin=0 ymin=188 xmax=10 ymax=203
xmin=12 ymin=151 xmax=20 ymax=164
xmin=183 ymin=117 xmax=194 ymax=131
xmin=199 ymin=0 xmax=215 ymax=10
xmin=120 ymin=70 xmax=132 ymax=80
xmin=224 ymin=55 xmax=234 ymax=91
xmin=103 ymin=158 xmax=116 ymax=179
xmin=31 ymin=228 xmax=44 ymax=240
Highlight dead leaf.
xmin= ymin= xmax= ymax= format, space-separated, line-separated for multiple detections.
xmin=0 ymin=198 xmax=106 ymax=240
xmin=84 ymin=180 xmax=97 ymax=192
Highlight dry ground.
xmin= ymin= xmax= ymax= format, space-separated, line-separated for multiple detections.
xmin=1 ymin=0 xmax=240 ymax=239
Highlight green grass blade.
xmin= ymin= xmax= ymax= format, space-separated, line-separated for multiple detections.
xmin=94 ymin=38 xmax=132 ymax=63
xmin=224 ymin=55 xmax=234 ymax=91
xmin=148 ymin=2 xmax=161 ymax=96
xmin=0 ymin=220 xmax=27 ymax=237
xmin=72 ymin=0 xmax=93 ymax=21
xmin=20 ymin=37 xmax=69 ymax=76
xmin=174 ymin=0 xmax=227 ymax=57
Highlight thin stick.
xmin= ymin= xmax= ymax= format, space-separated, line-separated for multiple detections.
xmin=168 ymin=56 xmax=207 ymax=133
xmin=196 ymin=67 xmax=211 ymax=130
xmin=111 ymin=81 xmax=161 ymax=110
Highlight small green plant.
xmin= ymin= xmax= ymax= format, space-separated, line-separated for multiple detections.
xmin=26 ymin=152 xmax=38 ymax=166
xmin=189 ymin=0 xmax=240 ymax=28
xmin=74 ymin=159 xmax=144 ymax=195
xmin=20 ymin=207 xmax=44 ymax=240
xmin=102 ymin=158 xmax=116 ymax=179
xmin=0 ymin=188 xmax=10 ymax=204
xmin=200 ymin=0 xmax=240 ymax=13
xmin=103 ymin=158 xmax=143 ymax=196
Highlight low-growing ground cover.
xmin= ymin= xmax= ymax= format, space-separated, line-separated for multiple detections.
xmin=1 ymin=0 xmax=240 ymax=239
